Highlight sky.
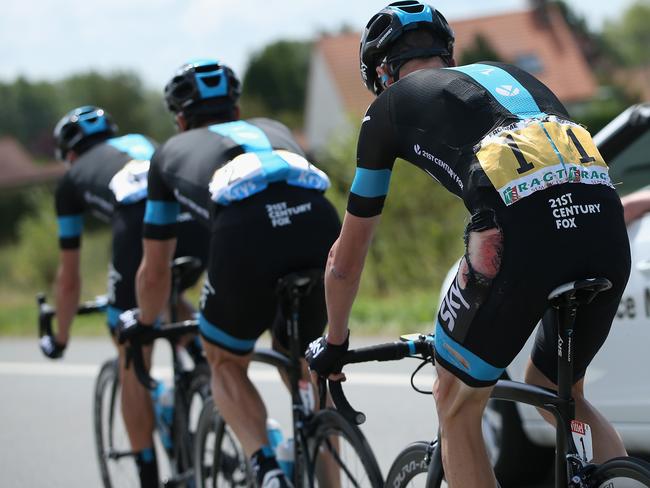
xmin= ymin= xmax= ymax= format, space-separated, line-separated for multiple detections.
xmin=1 ymin=0 xmax=634 ymax=90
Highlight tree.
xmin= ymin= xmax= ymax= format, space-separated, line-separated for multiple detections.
xmin=458 ymin=34 xmax=502 ymax=65
xmin=603 ymin=0 xmax=650 ymax=67
xmin=241 ymin=40 xmax=312 ymax=129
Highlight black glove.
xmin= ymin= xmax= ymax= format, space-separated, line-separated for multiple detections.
xmin=116 ymin=309 xmax=154 ymax=345
xmin=305 ymin=333 xmax=349 ymax=378
xmin=39 ymin=335 xmax=66 ymax=359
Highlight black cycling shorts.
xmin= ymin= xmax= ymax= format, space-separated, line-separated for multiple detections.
xmin=434 ymin=183 xmax=630 ymax=387
xmin=108 ymin=203 xmax=208 ymax=331
xmin=198 ymin=183 xmax=341 ymax=355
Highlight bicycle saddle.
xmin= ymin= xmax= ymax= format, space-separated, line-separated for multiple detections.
xmin=548 ymin=277 xmax=612 ymax=307
xmin=276 ymin=269 xmax=324 ymax=297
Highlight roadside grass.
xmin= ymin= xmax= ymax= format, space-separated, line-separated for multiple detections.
xmin=1 ymin=284 xmax=439 ymax=337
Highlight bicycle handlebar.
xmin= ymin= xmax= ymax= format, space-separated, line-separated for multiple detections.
xmin=36 ymin=293 xmax=108 ymax=338
xmin=125 ymin=320 xmax=199 ymax=390
xmin=328 ymin=335 xmax=434 ymax=425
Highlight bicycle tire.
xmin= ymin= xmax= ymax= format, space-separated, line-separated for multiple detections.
xmin=193 ymin=397 xmax=251 ymax=488
xmin=306 ymin=409 xmax=383 ymax=488
xmin=94 ymin=358 xmax=139 ymax=488
xmin=172 ymin=360 xmax=212 ymax=482
xmin=587 ymin=456 xmax=650 ymax=487
xmin=385 ymin=441 xmax=439 ymax=488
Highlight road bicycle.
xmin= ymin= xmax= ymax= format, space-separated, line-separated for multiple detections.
xmin=38 ymin=256 xmax=208 ymax=488
xmin=188 ymin=269 xmax=384 ymax=487
xmin=328 ymin=277 xmax=650 ymax=487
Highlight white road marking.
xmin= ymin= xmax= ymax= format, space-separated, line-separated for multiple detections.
xmin=0 ymin=361 xmax=433 ymax=387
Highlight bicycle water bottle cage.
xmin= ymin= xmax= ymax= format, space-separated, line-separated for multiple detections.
xmin=548 ymin=278 xmax=612 ymax=308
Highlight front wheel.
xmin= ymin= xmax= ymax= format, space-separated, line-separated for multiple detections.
xmin=306 ymin=409 xmax=383 ymax=488
xmin=94 ymin=358 xmax=139 ymax=488
xmin=193 ymin=397 xmax=251 ymax=487
xmin=587 ymin=456 xmax=650 ymax=487
xmin=385 ymin=440 xmax=445 ymax=488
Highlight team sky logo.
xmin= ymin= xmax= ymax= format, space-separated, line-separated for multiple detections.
xmin=496 ymin=85 xmax=520 ymax=97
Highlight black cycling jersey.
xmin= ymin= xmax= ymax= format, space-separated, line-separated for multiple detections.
xmin=350 ymin=61 xmax=612 ymax=217
xmin=144 ymin=117 xmax=340 ymax=354
xmin=350 ymin=61 xmax=628 ymax=387
xmin=55 ymin=134 xmax=157 ymax=249
xmin=144 ymin=117 xmax=329 ymax=240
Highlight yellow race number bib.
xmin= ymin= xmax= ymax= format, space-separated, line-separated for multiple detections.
xmin=476 ymin=117 xmax=612 ymax=205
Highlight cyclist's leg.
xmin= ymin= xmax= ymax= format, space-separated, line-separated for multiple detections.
xmin=525 ymin=361 xmax=627 ymax=462
xmin=525 ymin=186 xmax=631 ymax=463
xmin=434 ymin=222 xmax=504 ymax=488
xmin=110 ymin=202 xmax=158 ymax=487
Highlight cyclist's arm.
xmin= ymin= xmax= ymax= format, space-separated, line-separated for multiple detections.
xmin=325 ymin=213 xmax=380 ymax=344
xmin=54 ymin=249 xmax=81 ymax=343
xmin=136 ymin=238 xmax=177 ymax=324
xmin=53 ymin=176 xmax=85 ymax=343
xmin=326 ymin=94 xmax=398 ymax=344
xmin=621 ymin=189 xmax=650 ymax=225
xmin=137 ymin=148 xmax=179 ymax=324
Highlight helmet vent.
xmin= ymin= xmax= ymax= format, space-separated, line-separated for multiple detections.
xmin=367 ymin=14 xmax=392 ymax=41
xmin=201 ymin=74 xmax=222 ymax=88
xmin=195 ymin=63 xmax=221 ymax=73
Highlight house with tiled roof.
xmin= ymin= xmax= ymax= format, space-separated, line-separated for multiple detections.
xmin=304 ymin=3 xmax=598 ymax=152
xmin=0 ymin=137 xmax=64 ymax=189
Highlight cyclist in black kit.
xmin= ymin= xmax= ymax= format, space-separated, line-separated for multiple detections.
xmin=129 ymin=59 xmax=340 ymax=488
xmin=306 ymin=2 xmax=631 ymax=487
xmin=44 ymin=106 xmax=207 ymax=488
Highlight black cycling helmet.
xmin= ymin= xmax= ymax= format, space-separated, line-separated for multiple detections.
xmin=360 ymin=1 xmax=454 ymax=95
xmin=164 ymin=59 xmax=241 ymax=114
xmin=53 ymin=106 xmax=118 ymax=161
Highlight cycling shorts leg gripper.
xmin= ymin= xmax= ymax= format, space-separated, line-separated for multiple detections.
xmin=434 ymin=320 xmax=504 ymax=386
xmin=198 ymin=313 xmax=256 ymax=355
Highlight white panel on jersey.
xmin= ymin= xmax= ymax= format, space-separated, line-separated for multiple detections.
xmin=109 ymin=159 xmax=150 ymax=204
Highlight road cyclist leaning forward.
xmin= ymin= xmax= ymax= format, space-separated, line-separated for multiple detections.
xmin=123 ymin=59 xmax=340 ymax=488
xmin=306 ymin=2 xmax=631 ymax=487
xmin=43 ymin=106 xmax=208 ymax=488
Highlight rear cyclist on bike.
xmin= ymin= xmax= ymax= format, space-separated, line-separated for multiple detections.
xmin=44 ymin=106 xmax=208 ymax=488
xmin=307 ymin=3 xmax=631 ymax=487
xmin=126 ymin=59 xmax=340 ymax=487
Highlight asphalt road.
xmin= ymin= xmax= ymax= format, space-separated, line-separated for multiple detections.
xmin=0 ymin=337 xmax=441 ymax=487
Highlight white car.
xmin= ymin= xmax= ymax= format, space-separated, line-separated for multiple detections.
xmin=439 ymin=104 xmax=650 ymax=485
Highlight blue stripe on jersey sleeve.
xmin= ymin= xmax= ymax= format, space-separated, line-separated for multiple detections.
xmin=57 ymin=215 xmax=83 ymax=238
xmin=350 ymin=168 xmax=392 ymax=198
xmin=448 ymin=64 xmax=545 ymax=119
xmin=107 ymin=134 xmax=156 ymax=160
xmin=434 ymin=320 xmax=504 ymax=383
xmin=144 ymin=200 xmax=180 ymax=226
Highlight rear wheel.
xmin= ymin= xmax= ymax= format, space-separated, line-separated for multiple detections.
xmin=307 ymin=409 xmax=383 ymax=488
xmin=588 ymin=456 xmax=650 ymax=487
xmin=193 ymin=397 xmax=251 ymax=487
xmin=94 ymin=358 xmax=139 ymax=488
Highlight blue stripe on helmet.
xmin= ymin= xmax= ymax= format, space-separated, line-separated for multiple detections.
xmin=350 ymin=168 xmax=392 ymax=198
xmin=196 ymin=69 xmax=228 ymax=99
xmin=389 ymin=3 xmax=433 ymax=26
xmin=448 ymin=64 xmax=546 ymax=119
xmin=434 ymin=320 xmax=504 ymax=382
xmin=198 ymin=313 xmax=256 ymax=352
xmin=57 ymin=215 xmax=83 ymax=239
xmin=144 ymin=200 xmax=180 ymax=226
xmin=77 ymin=110 xmax=108 ymax=136
xmin=107 ymin=134 xmax=156 ymax=160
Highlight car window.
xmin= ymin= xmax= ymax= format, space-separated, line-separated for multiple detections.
xmin=609 ymin=129 xmax=650 ymax=196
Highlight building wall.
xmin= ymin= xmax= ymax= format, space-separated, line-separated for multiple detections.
xmin=304 ymin=49 xmax=347 ymax=152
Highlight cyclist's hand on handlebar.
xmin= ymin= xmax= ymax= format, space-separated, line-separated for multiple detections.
xmin=39 ymin=335 xmax=66 ymax=359
xmin=306 ymin=333 xmax=349 ymax=380
xmin=117 ymin=309 xmax=154 ymax=345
